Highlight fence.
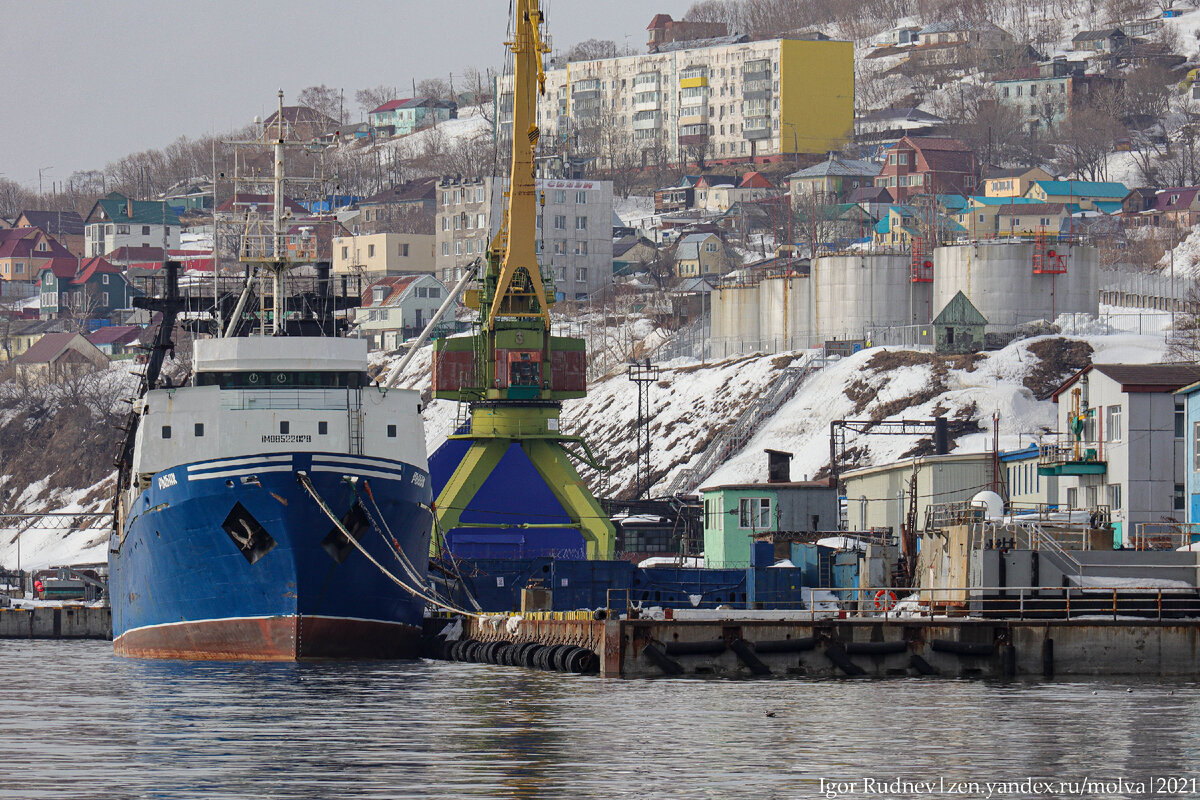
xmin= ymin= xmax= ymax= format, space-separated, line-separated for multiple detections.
xmin=864 ymin=324 xmax=934 ymax=350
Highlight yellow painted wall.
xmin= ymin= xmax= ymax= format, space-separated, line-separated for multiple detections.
xmin=779 ymin=40 xmax=854 ymax=155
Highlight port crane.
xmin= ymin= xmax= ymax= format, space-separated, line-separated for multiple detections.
xmin=427 ymin=0 xmax=614 ymax=558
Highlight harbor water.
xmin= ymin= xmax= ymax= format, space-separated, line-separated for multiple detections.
xmin=2 ymin=640 xmax=1198 ymax=799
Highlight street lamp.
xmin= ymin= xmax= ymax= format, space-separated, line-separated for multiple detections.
xmin=38 ymin=166 xmax=53 ymax=195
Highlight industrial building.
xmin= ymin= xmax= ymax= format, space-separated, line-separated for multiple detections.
xmin=498 ymin=37 xmax=854 ymax=167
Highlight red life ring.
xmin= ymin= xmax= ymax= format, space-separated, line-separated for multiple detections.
xmin=874 ymin=589 xmax=898 ymax=611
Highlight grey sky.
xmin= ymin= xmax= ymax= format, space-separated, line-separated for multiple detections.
xmin=0 ymin=0 xmax=693 ymax=191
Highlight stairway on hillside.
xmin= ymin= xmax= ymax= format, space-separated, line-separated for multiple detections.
xmin=661 ymin=353 xmax=827 ymax=496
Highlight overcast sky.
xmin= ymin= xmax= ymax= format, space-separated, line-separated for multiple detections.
xmin=0 ymin=0 xmax=693 ymax=191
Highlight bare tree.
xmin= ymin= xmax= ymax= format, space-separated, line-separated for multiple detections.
xmin=565 ymin=39 xmax=619 ymax=62
xmin=355 ymin=85 xmax=399 ymax=116
xmin=297 ymin=85 xmax=346 ymax=124
xmin=1052 ymin=102 xmax=1124 ymax=182
xmin=416 ymin=78 xmax=453 ymax=102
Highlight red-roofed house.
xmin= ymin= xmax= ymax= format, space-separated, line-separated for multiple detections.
xmin=355 ymin=274 xmax=448 ymax=349
xmin=646 ymin=14 xmax=728 ymax=51
xmin=0 ymin=227 xmax=73 ymax=282
xmin=875 ymin=135 xmax=978 ymax=202
xmin=13 ymin=331 xmax=109 ymax=382
xmin=1138 ymin=187 xmax=1200 ymax=228
xmin=36 ymin=257 xmax=138 ymax=321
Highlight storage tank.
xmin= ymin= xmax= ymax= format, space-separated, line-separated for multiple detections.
xmin=710 ymin=283 xmax=761 ymax=357
xmin=756 ymin=274 xmax=813 ymax=351
xmin=813 ymin=254 xmax=930 ymax=340
xmin=933 ymin=241 xmax=1099 ymax=329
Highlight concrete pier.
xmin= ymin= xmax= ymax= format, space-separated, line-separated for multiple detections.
xmin=0 ymin=606 xmax=112 ymax=640
xmin=454 ymin=615 xmax=1200 ymax=678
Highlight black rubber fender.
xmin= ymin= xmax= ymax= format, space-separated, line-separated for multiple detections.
xmin=516 ymin=642 xmax=540 ymax=668
xmin=930 ymin=638 xmax=995 ymax=657
xmin=823 ymin=643 xmax=866 ymax=676
xmin=450 ymin=640 xmax=467 ymax=661
xmin=642 ymin=642 xmax=684 ymax=675
xmin=551 ymin=644 xmax=575 ymax=672
xmin=565 ymin=647 xmax=598 ymax=674
xmin=909 ymin=654 xmax=939 ymax=676
xmin=664 ymin=640 xmax=727 ymax=656
xmin=534 ymin=645 xmax=553 ymax=670
xmin=845 ymin=640 xmax=908 ymax=655
xmin=754 ymin=638 xmax=816 ymax=653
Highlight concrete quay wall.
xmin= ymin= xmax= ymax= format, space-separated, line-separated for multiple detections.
xmin=0 ymin=606 xmax=112 ymax=640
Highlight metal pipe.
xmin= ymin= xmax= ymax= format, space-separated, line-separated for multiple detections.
xmin=383 ymin=265 xmax=477 ymax=389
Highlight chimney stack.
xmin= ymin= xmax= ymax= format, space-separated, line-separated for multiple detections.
xmin=765 ymin=449 xmax=793 ymax=483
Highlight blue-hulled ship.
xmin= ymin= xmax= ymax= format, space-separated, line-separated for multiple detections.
xmin=108 ymin=95 xmax=432 ymax=660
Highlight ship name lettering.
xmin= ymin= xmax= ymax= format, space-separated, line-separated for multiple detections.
xmin=157 ymin=473 xmax=177 ymax=490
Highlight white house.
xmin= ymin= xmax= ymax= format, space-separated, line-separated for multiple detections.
xmin=83 ymin=192 xmax=181 ymax=258
xmin=355 ymin=274 xmax=449 ymax=350
xmin=1040 ymin=363 xmax=1200 ymax=546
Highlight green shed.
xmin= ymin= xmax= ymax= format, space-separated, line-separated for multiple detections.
xmin=933 ymin=290 xmax=987 ymax=354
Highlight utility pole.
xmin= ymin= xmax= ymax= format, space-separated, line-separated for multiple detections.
xmin=627 ymin=360 xmax=662 ymax=499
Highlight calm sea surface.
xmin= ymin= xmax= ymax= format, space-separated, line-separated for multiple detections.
xmin=1 ymin=640 xmax=1198 ymax=800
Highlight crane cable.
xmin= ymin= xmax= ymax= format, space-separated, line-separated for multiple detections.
xmin=296 ymin=471 xmax=485 ymax=620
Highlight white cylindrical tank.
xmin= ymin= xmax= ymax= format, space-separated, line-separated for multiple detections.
xmin=710 ymin=283 xmax=761 ymax=356
xmin=933 ymin=241 xmax=1100 ymax=329
xmin=757 ymin=274 xmax=812 ymax=350
xmin=814 ymin=254 xmax=922 ymax=340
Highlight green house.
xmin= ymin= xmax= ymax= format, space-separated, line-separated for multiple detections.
xmin=933 ymin=290 xmax=987 ymax=354
xmin=699 ymin=478 xmax=837 ymax=568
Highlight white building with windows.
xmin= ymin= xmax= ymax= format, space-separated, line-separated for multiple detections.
xmin=1040 ymin=363 xmax=1200 ymax=546
xmin=82 ymin=192 xmax=180 ymax=257
xmin=354 ymin=274 xmax=447 ymax=350
xmin=433 ymin=175 xmax=613 ymax=300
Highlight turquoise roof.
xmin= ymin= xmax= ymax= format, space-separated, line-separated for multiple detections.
xmin=938 ymin=194 xmax=968 ymax=212
xmin=1092 ymin=200 xmax=1124 ymax=214
xmin=875 ymin=217 xmax=890 ymax=234
xmin=965 ymin=196 xmax=1043 ymax=207
xmin=1032 ymin=180 xmax=1129 ymax=199
xmin=92 ymin=192 xmax=181 ymax=227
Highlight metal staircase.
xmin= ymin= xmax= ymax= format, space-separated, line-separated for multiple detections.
xmin=663 ymin=353 xmax=827 ymax=496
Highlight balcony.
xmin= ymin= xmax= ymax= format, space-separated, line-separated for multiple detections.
xmin=743 ymin=117 xmax=772 ymax=140
xmin=743 ymin=79 xmax=772 ymax=100
xmin=680 ymin=76 xmax=709 ymax=89
xmin=632 ymin=111 xmax=663 ymax=130
xmin=1037 ymin=441 xmax=1107 ymax=476
xmin=633 ymin=93 xmax=662 ymax=112
xmin=679 ymin=108 xmax=708 ymax=127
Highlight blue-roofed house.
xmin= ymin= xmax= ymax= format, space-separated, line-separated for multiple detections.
xmin=787 ymin=154 xmax=880 ymax=203
xmin=1024 ymin=180 xmax=1132 ymax=211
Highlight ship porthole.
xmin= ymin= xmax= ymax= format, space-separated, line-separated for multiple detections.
xmin=225 ymin=480 xmax=235 ymax=488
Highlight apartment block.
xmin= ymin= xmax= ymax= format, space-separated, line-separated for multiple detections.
xmin=498 ymin=37 xmax=853 ymax=167
xmin=434 ymin=175 xmax=613 ymax=300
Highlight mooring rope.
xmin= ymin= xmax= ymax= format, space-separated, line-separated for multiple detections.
xmin=296 ymin=471 xmax=484 ymax=620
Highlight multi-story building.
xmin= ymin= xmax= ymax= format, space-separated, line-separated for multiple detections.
xmin=354 ymin=274 xmax=448 ymax=350
xmin=433 ymin=175 xmax=613 ymax=300
xmin=331 ymin=233 xmax=435 ymax=276
xmin=1041 ymin=363 xmax=1200 ymax=545
xmin=874 ymin=136 xmax=977 ymax=203
xmin=499 ymin=37 xmax=853 ymax=168
xmin=83 ymin=192 xmax=181 ymax=257
xmin=993 ymin=74 xmax=1111 ymax=133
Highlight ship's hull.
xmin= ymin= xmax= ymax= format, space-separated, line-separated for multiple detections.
xmin=110 ymin=452 xmax=432 ymax=661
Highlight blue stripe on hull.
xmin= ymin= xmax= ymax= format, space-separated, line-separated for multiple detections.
xmin=110 ymin=452 xmax=432 ymax=652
